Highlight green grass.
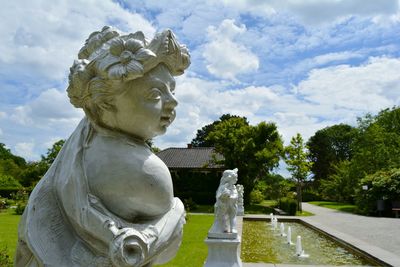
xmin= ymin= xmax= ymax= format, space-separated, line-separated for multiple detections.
xmin=156 ymin=214 xmax=213 ymax=267
xmin=0 ymin=209 xmax=21 ymax=260
xmin=309 ymin=201 xmax=357 ymax=213
xmin=192 ymin=200 xmax=278 ymax=215
xmin=296 ymin=210 xmax=314 ymax=216
xmin=0 ymin=209 xmax=212 ymax=267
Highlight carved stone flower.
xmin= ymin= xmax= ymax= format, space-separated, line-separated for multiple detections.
xmin=97 ymin=37 xmax=156 ymax=81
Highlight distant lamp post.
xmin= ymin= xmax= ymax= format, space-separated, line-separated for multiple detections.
xmin=362 ymin=185 xmax=368 ymax=190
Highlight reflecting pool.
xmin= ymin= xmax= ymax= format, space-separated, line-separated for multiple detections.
xmin=241 ymin=220 xmax=378 ymax=266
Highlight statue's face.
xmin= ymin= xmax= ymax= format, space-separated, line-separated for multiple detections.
xmin=103 ymin=64 xmax=178 ymax=140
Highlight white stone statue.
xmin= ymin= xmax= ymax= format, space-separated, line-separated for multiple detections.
xmin=236 ymin=184 xmax=244 ymax=216
xmin=15 ymin=26 xmax=190 ymax=267
xmin=208 ymin=168 xmax=239 ymax=238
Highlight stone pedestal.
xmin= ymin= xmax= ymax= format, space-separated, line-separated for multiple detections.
xmin=204 ymin=237 xmax=242 ymax=267
xmin=236 ymin=208 xmax=244 ymax=216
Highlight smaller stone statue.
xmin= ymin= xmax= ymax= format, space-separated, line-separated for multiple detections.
xmin=208 ymin=168 xmax=239 ymax=239
xmin=204 ymin=168 xmax=242 ymax=267
xmin=236 ymin=184 xmax=244 ymax=216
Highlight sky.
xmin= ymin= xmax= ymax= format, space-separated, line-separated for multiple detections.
xmin=1 ymin=0 xmax=400 ymax=174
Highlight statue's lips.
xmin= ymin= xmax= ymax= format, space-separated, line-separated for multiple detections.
xmin=160 ymin=116 xmax=173 ymax=126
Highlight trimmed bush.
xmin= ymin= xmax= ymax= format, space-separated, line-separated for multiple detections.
xmin=250 ymin=189 xmax=264 ymax=204
xmin=279 ymin=197 xmax=297 ymax=215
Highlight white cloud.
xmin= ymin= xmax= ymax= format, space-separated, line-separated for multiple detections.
xmin=0 ymin=0 xmax=155 ymax=82
xmin=0 ymin=111 xmax=6 ymax=119
xmin=297 ymin=57 xmax=400 ymax=112
xmin=156 ymin=56 xmax=400 ymax=150
xmin=14 ymin=142 xmax=37 ymax=160
xmin=203 ymin=19 xmax=259 ymax=81
xmin=11 ymin=88 xmax=83 ymax=127
xmin=222 ymin=0 xmax=399 ymax=25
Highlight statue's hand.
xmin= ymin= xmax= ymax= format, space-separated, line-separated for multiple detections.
xmin=107 ymin=222 xmax=148 ymax=267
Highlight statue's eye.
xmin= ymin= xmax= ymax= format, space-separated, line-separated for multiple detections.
xmin=145 ymin=88 xmax=162 ymax=100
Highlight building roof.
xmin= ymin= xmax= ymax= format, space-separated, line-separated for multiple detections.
xmin=156 ymin=147 xmax=224 ymax=169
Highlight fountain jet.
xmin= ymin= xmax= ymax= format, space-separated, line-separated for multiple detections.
xmin=287 ymin=226 xmax=293 ymax=245
xmin=280 ymin=222 xmax=287 ymax=237
xmin=296 ymin=236 xmax=310 ymax=258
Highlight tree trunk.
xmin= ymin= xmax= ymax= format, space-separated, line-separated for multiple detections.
xmin=297 ymin=182 xmax=302 ymax=212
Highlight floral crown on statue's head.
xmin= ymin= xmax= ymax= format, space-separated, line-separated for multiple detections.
xmin=67 ymin=26 xmax=190 ymax=109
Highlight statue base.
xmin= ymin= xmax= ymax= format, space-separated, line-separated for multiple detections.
xmin=204 ymin=236 xmax=242 ymax=267
xmin=207 ymin=231 xmax=238 ymax=239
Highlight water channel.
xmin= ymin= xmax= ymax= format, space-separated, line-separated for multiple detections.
xmin=241 ymin=220 xmax=378 ymax=266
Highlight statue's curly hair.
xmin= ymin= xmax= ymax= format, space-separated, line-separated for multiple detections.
xmin=67 ymin=26 xmax=190 ymax=120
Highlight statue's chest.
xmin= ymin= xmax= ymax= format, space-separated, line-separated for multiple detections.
xmin=84 ymin=137 xmax=173 ymax=220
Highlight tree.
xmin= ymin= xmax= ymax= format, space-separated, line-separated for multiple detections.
xmin=351 ymin=107 xmax=400 ymax=176
xmin=320 ymin=160 xmax=358 ymax=202
xmin=206 ymin=117 xmax=283 ymax=204
xmin=191 ymin=114 xmax=246 ymax=147
xmin=307 ymin=124 xmax=357 ymax=187
xmin=41 ymin=140 xmax=65 ymax=167
xmin=284 ymin=133 xmax=313 ymax=212
xmin=0 ymin=143 xmax=26 ymax=167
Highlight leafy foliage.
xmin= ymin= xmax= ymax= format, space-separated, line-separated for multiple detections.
xmin=284 ymin=133 xmax=313 ymax=211
xmin=0 ymin=174 xmax=22 ymax=189
xmin=278 ymin=197 xmax=297 ymax=215
xmin=0 ymin=246 xmax=13 ymax=267
xmin=355 ymin=168 xmax=400 ymax=215
xmin=307 ymin=124 xmax=357 ymax=184
xmin=41 ymin=140 xmax=65 ymax=167
xmin=320 ymin=161 xmax=357 ymax=203
xmin=206 ymin=117 xmax=284 ymax=204
xmin=191 ymin=114 xmax=246 ymax=147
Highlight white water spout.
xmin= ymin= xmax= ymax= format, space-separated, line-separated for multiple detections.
xmin=296 ymin=235 xmax=309 ymax=258
xmin=287 ymin=226 xmax=292 ymax=244
xmin=280 ymin=222 xmax=287 ymax=237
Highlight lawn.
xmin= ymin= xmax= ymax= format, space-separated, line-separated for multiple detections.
xmin=0 ymin=209 xmax=21 ymax=260
xmin=308 ymin=201 xmax=357 ymax=213
xmin=155 ymin=214 xmax=213 ymax=267
xmin=0 ymin=209 xmax=213 ymax=267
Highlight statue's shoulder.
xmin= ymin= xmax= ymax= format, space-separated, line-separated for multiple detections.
xmin=86 ymin=132 xmax=150 ymax=161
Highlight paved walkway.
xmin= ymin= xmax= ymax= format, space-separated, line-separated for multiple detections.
xmin=300 ymin=203 xmax=400 ymax=266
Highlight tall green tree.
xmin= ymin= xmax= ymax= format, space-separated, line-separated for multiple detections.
xmin=284 ymin=133 xmax=313 ymax=212
xmin=350 ymin=107 xmax=400 ymax=179
xmin=206 ymin=117 xmax=283 ymax=204
xmin=41 ymin=140 xmax=65 ymax=167
xmin=191 ymin=114 xmax=246 ymax=147
xmin=0 ymin=143 xmax=26 ymax=167
xmin=307 ymin=124 xmax=357 ymax=187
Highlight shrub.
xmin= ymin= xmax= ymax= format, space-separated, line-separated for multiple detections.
xmin=0 ymin=174 xmax=22 ymax=189
xmin=183 ymin=198 xmax=198 ymax=212
xmin=0 ymin=198 xmax=12 ymax=210
xmin=15 ymin=202 xmax=26 ymax=215
xmin=302 ymin=190 xmax=321 ymax=202
xmin=279 ymin=197 xmax=297 ymax=215
xmin=249 ymin=189 xmax=264 ymax=204
xmin=355 ymin=168 xmax=400 ymax=215
xmin=0 ymin=247 xmax=13 ymax=267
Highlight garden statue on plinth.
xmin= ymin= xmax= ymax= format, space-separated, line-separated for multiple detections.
xmin=15 ymin=26 xmax=190 ymax=267
xmin=205 ymin=168 xmax=242 ymax=267
xmin=236 ymin=184 xmax=244 ymax=216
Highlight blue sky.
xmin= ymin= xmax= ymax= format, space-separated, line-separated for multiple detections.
xmin=1 ymin=0 xmax=400 ymax=175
